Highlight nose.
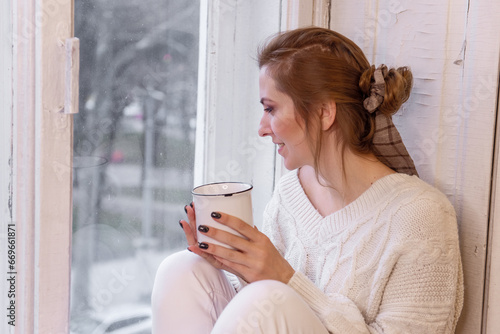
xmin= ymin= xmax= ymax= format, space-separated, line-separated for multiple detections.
xmin=258 ymin=112 xmax=272 ymax=137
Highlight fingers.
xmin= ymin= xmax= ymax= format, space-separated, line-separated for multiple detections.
xmin=213 ymin=255 xmax=249 ymax=278
xmin=196 ymin=224 xmax=254 ymax=269
xmin=183 ymin=204 xmax=247 ymax=280
xmin=197 ymin=224 xmax=252 ymax=253
xmin=197 ymin=241 xmax=250 ymax=276
xmin=180 ymin=219 xmax=197 ymax=247
xmin=185 ymin=202 xmax=196 ymax=232
xmin=210 ymin=212 xmax=257 ymax=240
xmin=189 ymin=246 xmax=221 ymax=267
xmin=189 ymin=244 xmax=242 ymax=276
xmin=201 ymin=242 xmax=246 ymax=264
xmin=181 ymin=202 xmax=198 ymax=245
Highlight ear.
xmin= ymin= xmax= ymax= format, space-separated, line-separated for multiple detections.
xmin=320 ymin=100 xmax=336 ymax=131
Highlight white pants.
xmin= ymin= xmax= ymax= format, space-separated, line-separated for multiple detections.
xmin=151 ymin=250 xmax=329 ymax=334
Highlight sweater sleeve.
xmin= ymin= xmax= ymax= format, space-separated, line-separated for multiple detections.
xmin=288 ymin=272 xmax=369 ymax=333
xmin=287 ymin=211 xmax=464 ymax=334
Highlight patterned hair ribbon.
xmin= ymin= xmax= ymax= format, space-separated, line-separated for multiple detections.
xmin=365 ymin=67 xmax=419 ymax=176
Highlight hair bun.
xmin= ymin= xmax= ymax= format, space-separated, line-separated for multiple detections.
xmin=359 ymin=65 xmax=377 ymax=96
xmin=359 ymin=64 xmax=413 ymax=116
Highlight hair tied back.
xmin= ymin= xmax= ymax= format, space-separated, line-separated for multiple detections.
xmin=363 ymin=65 xmax=387 ymax=113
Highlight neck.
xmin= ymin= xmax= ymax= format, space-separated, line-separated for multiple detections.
xmin=316 ymin=148 xmax=395 ymax=207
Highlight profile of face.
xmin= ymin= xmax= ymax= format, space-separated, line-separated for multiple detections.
xmin=258 ymin=67 xmax=314 ymax=170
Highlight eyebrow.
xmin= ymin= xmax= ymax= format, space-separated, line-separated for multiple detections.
xmin=260 ymin=98 xmax=274 ymax=105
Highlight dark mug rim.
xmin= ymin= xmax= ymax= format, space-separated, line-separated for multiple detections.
xmin=192 ymin=181 xmax=253 ymax=197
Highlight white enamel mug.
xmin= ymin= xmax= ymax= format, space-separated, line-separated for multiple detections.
xmin=192 ymin=182 xmax=253 ymax=249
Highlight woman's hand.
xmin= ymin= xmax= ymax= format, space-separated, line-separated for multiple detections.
xmin=187 ymin=211 xmax=295 ymax=284
xmin=180 ymin=204 xmax=241 ymax=276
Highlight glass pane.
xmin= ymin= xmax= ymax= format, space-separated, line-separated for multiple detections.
xmin=70 ymin=0 xmax=200 ymax=333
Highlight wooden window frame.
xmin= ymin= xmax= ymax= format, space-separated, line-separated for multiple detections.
xmin=9 ymin=0 xmax=74 ymax=332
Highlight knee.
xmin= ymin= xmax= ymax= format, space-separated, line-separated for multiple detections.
xmin=212 ymin=280 xmax=295 ymax=332
xmin=237 ymin=280 xmax=295 ymax=317
xmin=153 ymin=250 xmax=207 ymax=284
xmin=151 ymin=250 xmax=209 ymax=306
xmin=237 ymin=280 xmax=290 ymax=308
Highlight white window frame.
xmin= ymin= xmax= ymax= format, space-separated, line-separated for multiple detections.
xmin=196 ymin=0 xmax=285 ymax=226
xmin=1 ymin=0 xmax=14 ymax=333
xmin=2 ymin=0 xmax=74 ymax=332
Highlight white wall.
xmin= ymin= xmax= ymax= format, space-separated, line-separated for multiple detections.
xmin=328 ymin=0 xmax=500 ymax=332
xmin=483 ymin=120 xmax=500 ymax=333
xmin=486 ymin=95 xmax=500 ymax=332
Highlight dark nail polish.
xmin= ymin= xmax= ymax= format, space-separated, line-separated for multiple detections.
xmin=184 ymin=205 xmax=188 ymax=214
xmin=190 ymin=202 xmax=194 ymax=208
xmin=198 ymin=225 xmax=209 ymax=233
xmin=187 ymin=247 xmax=192 ymax=252
xmin=179 ymin=220 xmax=183 ymax=228
xmin=211 ymin=212 xmax=221 ymax=219
xmin=198 ymin=242 xmax=209 ymax=250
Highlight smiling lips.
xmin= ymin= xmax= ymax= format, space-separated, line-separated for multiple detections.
xmin=275 ymin=142 xmax=285 ymax=153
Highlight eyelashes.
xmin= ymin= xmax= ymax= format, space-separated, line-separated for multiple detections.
xmin=264 ymin=107 xmax=274 ymax=113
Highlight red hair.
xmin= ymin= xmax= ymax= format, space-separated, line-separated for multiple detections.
xmin=258 ymin=27 xmax=412 ymax=171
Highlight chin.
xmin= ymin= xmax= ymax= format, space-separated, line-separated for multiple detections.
xmin=283 ymin=159 xmax=302 ymax=171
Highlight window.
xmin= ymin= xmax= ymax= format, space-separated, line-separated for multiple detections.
xmin=70 ymin=0 xmax=285 ymax=328
xmin=2 ymin=0 xmax=289 ymax=330
xmin=0 ymin=0 xmax=287 ymax=331
xmin=70 ymin=0 xmax=200 ymax=332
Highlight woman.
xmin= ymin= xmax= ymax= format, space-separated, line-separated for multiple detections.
xmin=152 ymin=27 xmax=463 ymax=333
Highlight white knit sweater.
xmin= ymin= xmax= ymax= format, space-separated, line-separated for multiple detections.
xmin=261 ymin=170 xmax=464 ymax=333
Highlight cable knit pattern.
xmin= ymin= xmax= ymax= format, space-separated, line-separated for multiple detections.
xmin=262 ymin=170 xmax=463 ymax=334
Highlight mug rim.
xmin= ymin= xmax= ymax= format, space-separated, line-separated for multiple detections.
xmin=192 ymin=181 xmax=253 ymax=197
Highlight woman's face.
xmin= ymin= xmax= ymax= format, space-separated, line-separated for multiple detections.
xmin=258 ymin=67 xmax=314 ymax=170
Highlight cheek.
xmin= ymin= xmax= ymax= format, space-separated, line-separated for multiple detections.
xmin=271 ymin=120 xmax=293 ymax=140
xmin=277 ymin=119 xmax=304 ymax=142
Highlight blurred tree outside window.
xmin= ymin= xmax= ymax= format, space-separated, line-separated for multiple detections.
xmin=70 ymin=0 xmax=200 ymax=331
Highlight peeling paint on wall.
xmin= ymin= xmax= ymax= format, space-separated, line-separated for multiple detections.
xmin=330 ymin=0 xmax=500 ymax=332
